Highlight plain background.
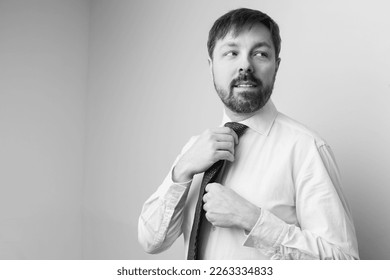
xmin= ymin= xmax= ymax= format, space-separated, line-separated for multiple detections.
xmin=0 ymin=0 xmax=389 ymax=260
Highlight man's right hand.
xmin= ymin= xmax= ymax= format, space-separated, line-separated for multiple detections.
xmin=172 ymin=127 xmax=239 ymax=182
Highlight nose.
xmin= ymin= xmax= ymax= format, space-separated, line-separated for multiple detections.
xmin=239 ymin=56 xmax=254 ymax=74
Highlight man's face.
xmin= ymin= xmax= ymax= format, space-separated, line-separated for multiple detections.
xmin=210 ymin=23 xmax=280 ymax=114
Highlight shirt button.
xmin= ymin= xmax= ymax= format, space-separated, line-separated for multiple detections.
xmin=212 ymin=226 xmax=216 ymax=231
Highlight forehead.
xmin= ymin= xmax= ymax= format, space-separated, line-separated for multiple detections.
xmin=215 ymin=23 xmax=274 ymax=49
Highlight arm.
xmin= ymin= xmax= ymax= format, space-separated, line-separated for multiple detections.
xmin=243 ymin=142 xmax=359 ymax=259
xmin=138 ymin=134 xmax=198 ymax=254
xmin=138 ymin=169 xmax=191 ymax=254
xmin=203 ymin=141 xmax=359 ymax=259
xmin=138 ymin=127 xmax=239 ymax=254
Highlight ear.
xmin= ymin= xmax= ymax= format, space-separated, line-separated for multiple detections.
xmin=208 ymin=57 xmax=214 ymax=82
xmin=275 ymin=57 xmax=281 ymax=75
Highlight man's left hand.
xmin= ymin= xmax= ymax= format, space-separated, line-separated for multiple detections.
xmin=203 ymin=183 xmax=261 ymax=232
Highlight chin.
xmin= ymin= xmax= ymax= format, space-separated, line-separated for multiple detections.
xmin=228 ymin=101 xmax=260 ymax=114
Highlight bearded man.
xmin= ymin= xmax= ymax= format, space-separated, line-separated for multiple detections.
xmin=138 ymin=8 xmax=359 ymax=260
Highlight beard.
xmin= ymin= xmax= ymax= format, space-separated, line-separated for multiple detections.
xmin=213 ymin=73 xmax=275 ymax=114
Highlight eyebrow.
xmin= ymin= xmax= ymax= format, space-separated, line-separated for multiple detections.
xmin=220 ymin=42 xmax=239 ymax=48
xmin=251 ymin=42 xmax=273 ymax=50
xmin=219 ymin=41 xmax=273 ymax=50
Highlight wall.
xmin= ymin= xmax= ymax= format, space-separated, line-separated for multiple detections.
xmin=83 ymin=0 xmax=190 ymax=259
xmin=265 ymin=0 xmax=390 ymax=260
xmin=0 ymin=0 xmax=89 ymax=259
xmin=84 ymin=0 xmax=390 ymax=260
xmin=1 ymin=0 xmax=388 ymax=260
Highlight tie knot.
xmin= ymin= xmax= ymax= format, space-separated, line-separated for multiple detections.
xmin=224 ymin=122 xmax=248 ymax=138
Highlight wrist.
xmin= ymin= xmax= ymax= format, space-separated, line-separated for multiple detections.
xmin=172 ymin=161 xmax=193 ymax=183
xmin=242 ymin=206 xmax=261 ymax=233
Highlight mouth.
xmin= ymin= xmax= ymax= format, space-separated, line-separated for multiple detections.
xmin=233 ymin=82 xmax=257 ymax=88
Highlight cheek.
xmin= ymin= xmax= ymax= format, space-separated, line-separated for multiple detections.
xmin=213 ymin=65 xmax=234 ymax=83
xmin=258 ymin=67 xmax=277 ymax=83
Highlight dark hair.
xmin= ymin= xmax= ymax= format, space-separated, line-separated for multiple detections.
xmin=207 ymin=8 xmax=281 ymax=60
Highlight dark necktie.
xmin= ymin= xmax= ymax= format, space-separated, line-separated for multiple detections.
xmin=187 ymin=122 xmax=248 ymax=260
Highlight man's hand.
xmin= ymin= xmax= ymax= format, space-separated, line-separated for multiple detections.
xmin=172 ymin=127 xmax=238 ymax=182
xmin=202 ymin=183 xmax=261 ymax=232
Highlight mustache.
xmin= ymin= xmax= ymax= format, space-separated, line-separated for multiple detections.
xmin=230 ymin=73 xmax=263 ymax=88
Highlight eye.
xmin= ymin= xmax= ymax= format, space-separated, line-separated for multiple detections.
xmin=224 ymin=51 xmax=237 ymax=57
xmin=254 ymin=51 xmax=268 ymax=58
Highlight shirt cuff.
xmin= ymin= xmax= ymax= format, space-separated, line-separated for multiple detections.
xmin=243 ymin=209 xmax=289 ymax=257
xmin=170 ymin=167 xmax=193 ymax=187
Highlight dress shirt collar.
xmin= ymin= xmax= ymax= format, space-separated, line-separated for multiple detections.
xmin=221 ymin=99 xmax=278 ymax=136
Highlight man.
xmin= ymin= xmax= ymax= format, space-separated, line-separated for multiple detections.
xmin=138 ymin=8 xmax=359 ymax=260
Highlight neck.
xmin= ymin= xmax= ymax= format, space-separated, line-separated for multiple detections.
xmin=224 ymin=107 xmax=258 ymax=122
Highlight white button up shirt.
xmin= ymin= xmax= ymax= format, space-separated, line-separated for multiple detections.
xmin=138 ymin=100 xmax=359 ymax=259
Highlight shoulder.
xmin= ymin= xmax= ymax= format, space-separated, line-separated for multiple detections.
xmin=273 ymin=112 xmax=328 ymax=149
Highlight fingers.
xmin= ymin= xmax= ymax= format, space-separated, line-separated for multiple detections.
xmin=202 ymin=183 xmax=222 ymax=222
xmin=202 ymin=185 xmax=214 ymax=211
xmin=215 ymin=150 xmax=234 ymax=162
xmin=214 ymin=133 xmax=236 ymax=144
xmin=204 ymin=182 xmax=220 ymax=193
xmin=214 ymin=140 xmax=234 ymax=154
xmin=202 ymin=185 xmax=212 ymax=206
xmin=209 ymin=128 xmax=238 ymax=161
xmin=209 ymin=127 xmax=238 ymax=145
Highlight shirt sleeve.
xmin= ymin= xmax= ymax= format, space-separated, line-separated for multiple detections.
xmin=243 ymin=140 xmax=359 ymax=260
xmin=138 ymin=137 xmax=196 ymax=254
